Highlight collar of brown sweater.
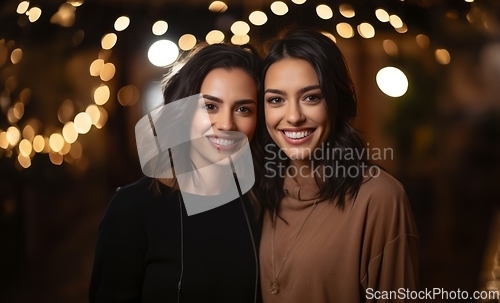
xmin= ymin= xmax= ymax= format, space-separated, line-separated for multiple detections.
xmin=281 ymin=174 xmax=322 ymax=211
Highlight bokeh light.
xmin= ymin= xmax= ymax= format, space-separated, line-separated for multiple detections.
xmin=95 ymin=107 xmax=108 ymax=129
xmin=33 ymin=135 xmax=45 ymax=152
xmin=17 ymin=154 xmax=31 ymax=168
xmin=389 ymin=15 xmax=403 ymax=28
xmin=339 ymin=4 xmax=355 ymax=18
xmin=358 ymin=23 xmax=375 ymax=38
xmin=148 ymin=40 xmax=179 ymax=66
xmin=208 ymin=1 xmax=228 ymax=13
xmin=316 ymin=4 xmax=333 ymax=20
xmin=11 ymin=48 xmax=22 ymax=64
xmin=6 ymin=126 xmax=20 ymax=146
xmin=375 ymin=8 xmax=389 ymax=22
xmin=117 ymin=85 xmax=140 ymax=106
xmin=435 ymin=49 xmax=451 ymax=65
xmin=152 ymin=20 xmax=168 ymax=36
xmin=178 ymin=34 xmax=197 ymax=51
xmin=74 ymin=112 xmax=92 ymax=134
xmin=49 ymin=133 xmax=65 ymax=152
xmin=101 ymin=33 xmax=117 ymax=50
xmin=17 ymin=1 xmax=29 ymax=14
xmin=271 ymin=1 xmax=288 ymax=16
xmin=416 ymin=34 xmax=430 ymax=49
xmin=0 ymin=132 xmax=8 ymax=149
xmin=114 ymin=16 xmax=130 ymax=31
xmin=19 ymin=139 xmax=32 ymax=157
xmin=62 ymin=121 xmax=78 ymax=144
xmin=49 ymin=151 xmax=63 ymax=165
xmin=321 ymin=31 xmax=336 ymax=43
xmin=376 ymin=67 xmax=408 ymax=97
xmin=28 ymin=7 xmax=42 ymax=23
xmin=86 ymin=105 xmax=101 ymax=125
xmin=22 ymin=125 xmax=35 ymax=141
xmin=231 ymin=21 xmax=250 ymax=35
xmin=205 ymin=30 xmax=225 ymax=45
xmin=100 ymin=63 xmax=116 ymax=81
xmin=383 ymin=39 xmax=398 ymax=56
xmin=336 ymin=23 xmax=354 ymax=38
xmin=90 ymin=59 xmax=104 ymax=76
xmin=93 ymin=84 xmax=110 ymax=105
xmin=231 ymin=35 xmax=250 ymax=45
xmin=249 ymin=11 xmax=267 ymax=26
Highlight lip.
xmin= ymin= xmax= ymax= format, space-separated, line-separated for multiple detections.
xmin=280 ymin=128 xmax=315 ymax=145
xmin=206 ymin=135 xmax=241 ymax=152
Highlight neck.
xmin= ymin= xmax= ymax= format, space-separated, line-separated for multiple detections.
xmin=288 ymin=159 xmax=314 ymax=185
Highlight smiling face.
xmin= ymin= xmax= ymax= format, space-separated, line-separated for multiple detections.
xmin=190 ymin=67 xmax=257 ymax=166
xmin=264 ymin=58 xmax=330 ymax=165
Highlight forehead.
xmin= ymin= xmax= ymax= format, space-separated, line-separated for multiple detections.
xmin=264 ymin=58 xmax=319 ymax=88
xmin=201 ymin=68 xmax=256 ymax=90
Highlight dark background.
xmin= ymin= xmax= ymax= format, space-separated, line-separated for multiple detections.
xmin=1 ymin=0 xmax=500 ymax=302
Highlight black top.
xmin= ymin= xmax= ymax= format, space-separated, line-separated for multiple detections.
xmin=89 ymin=177 xmax=261 ymax=303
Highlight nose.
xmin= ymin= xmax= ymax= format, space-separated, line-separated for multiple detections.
xmin=213 ymin=109 xmax=236 ymax=132
xmin=285 ymin=101 xmax=305 ymax=125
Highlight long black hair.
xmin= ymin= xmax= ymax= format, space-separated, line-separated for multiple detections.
xmin=254 ymin=28 xmax=370 ymax=215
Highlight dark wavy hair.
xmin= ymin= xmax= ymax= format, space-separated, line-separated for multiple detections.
xmin=253 ymin=28 xmax=370 ymax=215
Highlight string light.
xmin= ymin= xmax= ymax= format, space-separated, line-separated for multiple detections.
xmin=17 ymin=1 xmax=29 ymax=14
xmin=231 ymin=21 xmax=250 ymax=35
xmin=27 ymin=7 xmax=42 ymax=23
xmin=152 ymin=21 xmax=168 ymax=36
xmin=336 ymin=23 xmax=354 ymax=38
xmin=208 ymin=1 xmax=228 ymax=13
xmin=114 ymin=16 xmax=130 ymax=31
xmin=339 ymin=4 xmax=355 ymax=18
xmin=231 ymin=35 xmax=250 ymax=45
xmin=205 ymin=30 xmax=225 ymax=45
xmin=270 ymin=1 xmax=288 ymax=16
xmin=358 ymin=23 xmax=375 ymax=38
xmin=101 ymin=33 xmax=117 ymax=50
xmin=375 ymin=8 xmax=389 ymax=22
xmin=316 ymin=4 xmax=333 ymax=20
xmin=178 ymin=34 xmax=197 ymax=51
xmin=435 ymin=49 xmax=451 ymax=64
xmin=249 ymin=11 xmax=267 ymax=26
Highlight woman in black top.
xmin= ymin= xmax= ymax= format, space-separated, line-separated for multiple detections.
xmin=89 ymin=44 xmax=262 ymax=303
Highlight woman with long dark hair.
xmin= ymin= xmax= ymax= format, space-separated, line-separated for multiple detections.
xmin=89 ymin=44 xmax=262 ymax=303
xmin=254 ymin=28 xmax=419 ymax=302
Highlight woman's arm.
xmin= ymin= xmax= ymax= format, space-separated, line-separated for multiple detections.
xmin=89 ymin=187 xmax=147 ymax=303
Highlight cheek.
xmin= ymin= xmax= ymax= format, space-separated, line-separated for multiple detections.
xmin=190 ymin=111 xmax=212 ymax=135
xmin=236 ymin=117 xmax=257 ymax=140
xmin=264 ymin=106 xmax=280 ymax=128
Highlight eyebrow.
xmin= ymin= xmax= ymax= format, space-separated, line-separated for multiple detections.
xmin=202 ymin=94 xmax=256 ymax=106
xmin=264 ymin=85 xmax=321 ymax=96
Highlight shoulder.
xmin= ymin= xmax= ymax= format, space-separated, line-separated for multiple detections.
xmin=360 ymin=168 xmax=405 ymax=198
xmin=106 ymin=177 xmax=167 ymax=215
xmin=352 ymin=168 xmax=418 ymax=238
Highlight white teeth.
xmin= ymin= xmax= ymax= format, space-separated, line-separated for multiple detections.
xmin=209 ymin=137 xmax=234 ymax=146
xmin=284 ymin=131 xmax=312 ymax=139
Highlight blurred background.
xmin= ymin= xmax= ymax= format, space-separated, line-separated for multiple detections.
xmin=0 ymin=0 xmax=499 ymax=302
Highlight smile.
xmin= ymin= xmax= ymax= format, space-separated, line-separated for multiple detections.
xmin=280 ymin=129 xmax=315 ymax=145
xmin=283 ymin=130 xmax=313 ymax=139
xmin=208 ymin=137 xmax=235 ymax=146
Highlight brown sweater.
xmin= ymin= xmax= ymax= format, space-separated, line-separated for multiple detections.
xmin=260 ymin=170 xmax=419 ymax=303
